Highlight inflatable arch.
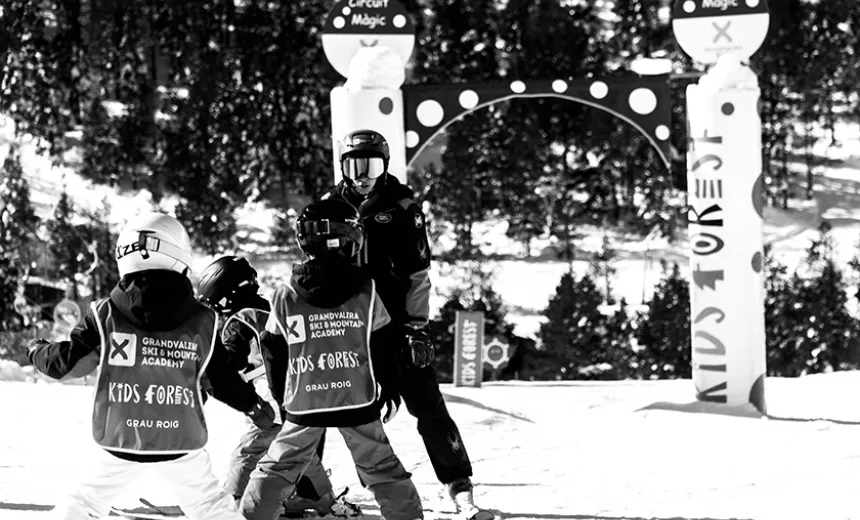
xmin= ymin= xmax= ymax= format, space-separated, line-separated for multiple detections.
xmin=402 ymin=75 xmax=673 ymax=171
xmin=324 ymin=0 xmax=770 ymax=414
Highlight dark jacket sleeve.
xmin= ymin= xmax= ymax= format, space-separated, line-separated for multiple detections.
xmin=221 ymin=316 xmax=255 ymax=371
xmin=260 ymin=330 xmax=288 ymax=408
xmin=370 ymin=322 xmax=401 ymax=399
xmin=29 ymin=305 xmax=101 ymax=380
xmin=392 ymin=197 xmax=433 ymax=331
xmin=203 ymin=334 xmax=258 ymax=413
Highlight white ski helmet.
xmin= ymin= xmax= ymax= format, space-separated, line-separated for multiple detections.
xmin=115 ymin=212 xmax=193 ymax=278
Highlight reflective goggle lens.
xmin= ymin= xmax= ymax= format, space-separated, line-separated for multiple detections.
xmin=342 ymin=157 xmax=386 ymax=180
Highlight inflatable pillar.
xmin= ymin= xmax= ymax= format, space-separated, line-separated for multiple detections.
xmin=329 ymin=47 xmax=408 ymax=186
xmin=685 ymin=54 xmax=767 ymax=413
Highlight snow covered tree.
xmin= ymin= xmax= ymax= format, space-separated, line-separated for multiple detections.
xmin=764 ymin=244 xmax=806 ymax=376
xmin=589 ymin=235 xmax=619 ymax=304
xmin=46 ymin=190 xmax=82 ymax=298
xmin=78 ymin=200 xmax=120 ymax=298
xmin=535 ymin=270 xmax=604 ymax=380
xmin=0 ymin=150 xmax=40 ymax=332
xmin=634 ymin=261 xmax=691 ymax=379
xmin=786 ymin=222 xmax=859 ymax=373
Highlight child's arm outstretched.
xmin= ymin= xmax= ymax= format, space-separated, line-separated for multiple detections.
xmin=28 ymin=305 xmax=102 ymax=380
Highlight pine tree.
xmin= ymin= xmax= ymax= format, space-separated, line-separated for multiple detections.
xmin=46 ymin=190 xmax=82 ymax=298
xmin=589 ymin=234 xmax=618 ymax=304
xmin=79 ymin=200 xmax=119 ymax=299
xmin=763 ymin=244 xmax=806 ymax=376
xmin=790 ymin=222 xmax=859 ymax=373
xmin=634 ymin=261 xmax=691 ymax=379
xmin=0 ymin=151 xmax=40 ymax=257
xmin=603 ymin=298 xmax=637 ymax=379
xmin=535 ymin=269 xmax=607 ymax=380
xmin=0 ymin=150 xmax=40 ymax=331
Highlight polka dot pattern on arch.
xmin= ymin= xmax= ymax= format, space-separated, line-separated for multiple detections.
xmin=459 ymin=90 xmax=479 ymax=110
xmin=406 ymin=130 xmax=420 ymax=148
xmin=589 ymin=81 xmax=608 ymax=99
xmin=333 ymin=16 xmax=346 ymax=29
xmin=629 ymin=88 xmax=657 ymax=115
xmin=552 ymin=80 xmax=568 ymax=93
xmin=416 ymin=99 xmax=444 ymax=127
xmin=510 ymin=81 xmax=526 ymax=94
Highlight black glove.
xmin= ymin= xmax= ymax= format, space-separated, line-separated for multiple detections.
xmin=28 ymin=338 xmax=50 ymax=353
xmin=246 ymin=398 xmax=278 ymax=430
xmin=405 ymin=328 xmax=434 ymax=369
xmin=378 ymin=383 xmax=401 ymax=424
xmin=27 ymin=338 xmax=50 ymax=360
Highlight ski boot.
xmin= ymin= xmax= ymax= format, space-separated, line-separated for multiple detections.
xmin=281 ymin=488 xmax=361 ymax=518
xmin=448 ymin=478 xmax=497 ymax=520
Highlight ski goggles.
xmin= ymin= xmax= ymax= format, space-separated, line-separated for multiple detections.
xmin=341 ymin=156 xmax=386 ymax=180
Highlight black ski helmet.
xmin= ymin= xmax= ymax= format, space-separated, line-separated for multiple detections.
xmin=340 ymin=129 xmax=390 ymax=161
xmin=197 ymin=255 xmax=259 ymax=313
xmin=296 ymin=199 xmax=364 ymax=261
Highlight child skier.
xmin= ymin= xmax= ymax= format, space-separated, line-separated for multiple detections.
xmin=196 ymin=255 xmax=341 ymax=516
xmin=28 ymin=211 xmax=276 ymax=520
xmin=239 ymin=198 xmax=421 ymax=520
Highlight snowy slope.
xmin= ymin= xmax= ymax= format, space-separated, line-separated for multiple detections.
xmin=1 ymin=373 xmax=860 ymax=520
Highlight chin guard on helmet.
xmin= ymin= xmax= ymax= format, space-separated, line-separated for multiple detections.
xmin=296 ymin=200 xmax=365 ymax=261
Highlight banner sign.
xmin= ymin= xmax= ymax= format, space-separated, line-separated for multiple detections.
xmin=685 ymin=59 xmax=767 ymax=412
xmin=322 ymin=0 xmax=416 ymax=79
xmin=672 ymin=0 xmax=770 ymax=64
xmin=454 ymin=311 xmax=484 ymax=388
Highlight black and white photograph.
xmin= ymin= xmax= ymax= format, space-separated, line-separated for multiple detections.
xmin=1 ymin=1 xmax=859 ymax=519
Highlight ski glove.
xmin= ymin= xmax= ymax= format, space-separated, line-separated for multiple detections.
xmin=27 ymin=338 xmax=50 ymax=356
xmin=378 ymin=383 xmax=401 ymax=424
xmin=247 ymin=398 xmax=278 ymax=430
xmin=405 ymin=328 xmax=435 ymax=369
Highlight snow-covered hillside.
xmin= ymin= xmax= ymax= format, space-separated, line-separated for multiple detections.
xmin=1 ymin=371 xmax=859 ymax=520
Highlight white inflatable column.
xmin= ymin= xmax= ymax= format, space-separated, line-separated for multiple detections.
xmin=686 ymin=54 xmax=767 ymax=413
xmin=330 ymin=47 xmax=408 ymax=185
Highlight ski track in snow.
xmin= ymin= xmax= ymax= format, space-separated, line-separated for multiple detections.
xmin=2 ymin=375 xmax=860 ymax=520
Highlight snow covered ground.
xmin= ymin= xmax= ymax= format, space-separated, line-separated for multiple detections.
xmin=1 ymin=370 xmax=859 ymax=520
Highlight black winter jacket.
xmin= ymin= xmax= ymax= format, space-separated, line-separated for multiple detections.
xmin=28 ymin=270 xmax=259 ymax=463
xmin=219 ymin=293 xmax=271 ymax=372
xmin=325 ymin=176 xmax=432 ymax=332
xmin=259 ymin=259 xmax=400 ymax=427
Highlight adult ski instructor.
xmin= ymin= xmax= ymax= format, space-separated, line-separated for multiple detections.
xmin=323 ymin=129 xmax=493 ymax=520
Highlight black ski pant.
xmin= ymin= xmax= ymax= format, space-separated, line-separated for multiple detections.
xmin=399 ymin=360 xmax=473 ymax=485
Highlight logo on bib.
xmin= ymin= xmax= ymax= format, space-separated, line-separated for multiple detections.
xmin=108 ymin=332 xmax=137 ymax=367
xmin=375 ymin=213 xmax=392 ymax=223
xmin=285 ymin=315 xmax=307 ymax=344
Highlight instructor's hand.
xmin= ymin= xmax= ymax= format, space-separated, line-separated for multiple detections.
xmin=406 ymin=329 xmax=434 ymax=369
xmin=247 ymin=398 xmax=278 ymax=430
